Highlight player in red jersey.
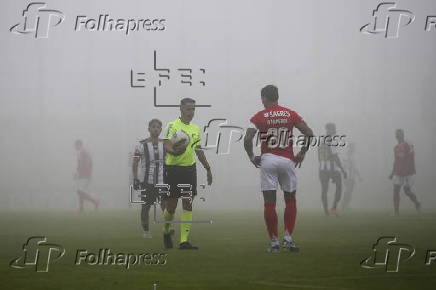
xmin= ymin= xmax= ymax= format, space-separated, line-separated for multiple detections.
xmin=389 ymin=129 xmax=421 ymax=215
xmin=74 ymin=139 xmax=99 ymax=212
xmin=244 ymin=85 xmax=314 ymax=252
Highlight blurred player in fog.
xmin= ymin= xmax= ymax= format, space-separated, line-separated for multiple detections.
xmin=318 ymin=123 xmax=347 ymax=216
xmin=341 ymin=142 xmax=362 ymax=210
xmin=389 ymin=129 xmax=421 ymax=215
xmin=127 ymin=151 xmax=133 ymax=208
xmin=74 ymin=139 xmax=99 ymax=212
xmin=132 ymin=119 xmax=166 ymax=238
xmin=245 ymin=85 xmax=314 ymax=252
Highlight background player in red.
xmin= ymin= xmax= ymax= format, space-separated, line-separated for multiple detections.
xmin=74 ymin=139 xmax=99 ymax=212
xmin=389 ymin=129 xmax=421 ymax=216
xmin=244 ymin=85 xmax=314 ymax=252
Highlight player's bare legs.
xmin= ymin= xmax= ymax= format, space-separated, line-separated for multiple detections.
xmin=77 ymin=190 xmax=98 ymax=212
xmin=78 ymin=191 xmax=84 ymax=212
xmin=320 ymin=174 xmax=329 ymax=216
xmin=393 ymin=185 xmax=401 ymax=216
xmin=341 ymin=179 xmax=354 ymax=211
xmin=162 ymin=197 xmax=177 ymax=248
xmin=331 ymin=173 xmax=342 ymax=215
xmin=403 ymin=186 xmax=421 ymax=212
xmin=141 ymin=204 xmax=152 ymax=236
xmin=263 ymin=190 xmax=279 ymax=251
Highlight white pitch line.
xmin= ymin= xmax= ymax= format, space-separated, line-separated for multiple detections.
xmin=312 ymin=273 xmax=436 ymax=280
xmin=253 ymin=281 xmax=352 ymax=290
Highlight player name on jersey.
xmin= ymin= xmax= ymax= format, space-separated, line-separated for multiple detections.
xmin=263 ymin=110 xmax=291 ymax=118
xmin=251 ymin=105 xmax=303 ymax=160
xmin=267 ymin=118 xmax=288 ymax=125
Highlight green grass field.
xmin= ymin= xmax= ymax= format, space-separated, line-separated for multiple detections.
xmin=1 ymin=209 xmax=436 ymax=290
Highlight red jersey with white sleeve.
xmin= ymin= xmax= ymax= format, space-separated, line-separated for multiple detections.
xmin=77 ymin=148 xmax=92 ymax=179
xmin=393 ymin=141 xmax=416 ymax=176
xmin=249 ymin=105 xmax=303 ymax=161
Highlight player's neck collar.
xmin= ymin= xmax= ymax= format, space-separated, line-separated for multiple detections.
xmin=179 ymin=117 xmax=190 ymax=125
xmin=265 ymin=103 xmax=279 ymax=109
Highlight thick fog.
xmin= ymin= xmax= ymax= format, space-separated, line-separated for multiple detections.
xmin=1 ymin=0 xmax=435 ymax=211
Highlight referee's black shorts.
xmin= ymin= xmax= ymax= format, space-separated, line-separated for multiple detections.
xmin=164 ymin=163 xmax=197 ymax=199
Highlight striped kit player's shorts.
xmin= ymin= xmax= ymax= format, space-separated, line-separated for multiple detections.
xmin=260 ymin=153 xmax=297 ymax=192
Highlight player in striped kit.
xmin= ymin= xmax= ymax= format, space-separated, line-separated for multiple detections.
xmin=318 ymin=123 xmax=347 ymax=216
xmin=132 ymin=119 xmax=166 ymax=238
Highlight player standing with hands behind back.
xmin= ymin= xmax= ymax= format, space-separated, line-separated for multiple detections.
xmin=162 ymin=98 xmax=213 ymax=250
xmin=244 ymin=85 xmax=314 ymax=252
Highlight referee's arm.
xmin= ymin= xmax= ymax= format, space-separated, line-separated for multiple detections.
xmin=195 ymin=148 xmax=213 ymax=185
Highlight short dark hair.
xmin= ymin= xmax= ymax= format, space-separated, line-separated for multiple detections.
xmin=75 ymin=139 xmax=83 ymax=147
xmin=180 ymin=97 xmax=196 ymax=106
xmin=325 ymin=122 xmax=336 ymax=131
xmin=148 ymin=118 xmax=162 ymax=127
xmin=261 ymin=85 xmax=279 ymax=102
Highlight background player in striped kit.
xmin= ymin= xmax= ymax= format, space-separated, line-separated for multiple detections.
xmin=132 ymin=119 xmax=166 ymax=238
xmin=318 ymin=123 xmax=347 ymax=216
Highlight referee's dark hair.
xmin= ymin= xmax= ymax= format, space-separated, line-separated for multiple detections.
xmin=180 ymin=97 xmax=196 ymax=106
xmin=261 ymin=85 xmax=279 ymax=102
xmin=148 ymin=118 xmax=162 ymax=127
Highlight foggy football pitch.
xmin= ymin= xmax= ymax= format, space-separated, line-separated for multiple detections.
xmin=1 ymin=210 xmax=435 ymax=290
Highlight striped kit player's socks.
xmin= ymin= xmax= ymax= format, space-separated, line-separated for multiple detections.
xmin=180 ymin=210 xmax=193 ymax=243
xmin=163 ymin=209 xmax=174 ymax=233
xmin=284 ymin=199 xmax=297 ymax=235
xmin=264 ymin=202 xmax=278 ymax=240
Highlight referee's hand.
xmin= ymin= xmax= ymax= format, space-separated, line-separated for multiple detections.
xmin=172 ymin=143 xmax=187 ymax=156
